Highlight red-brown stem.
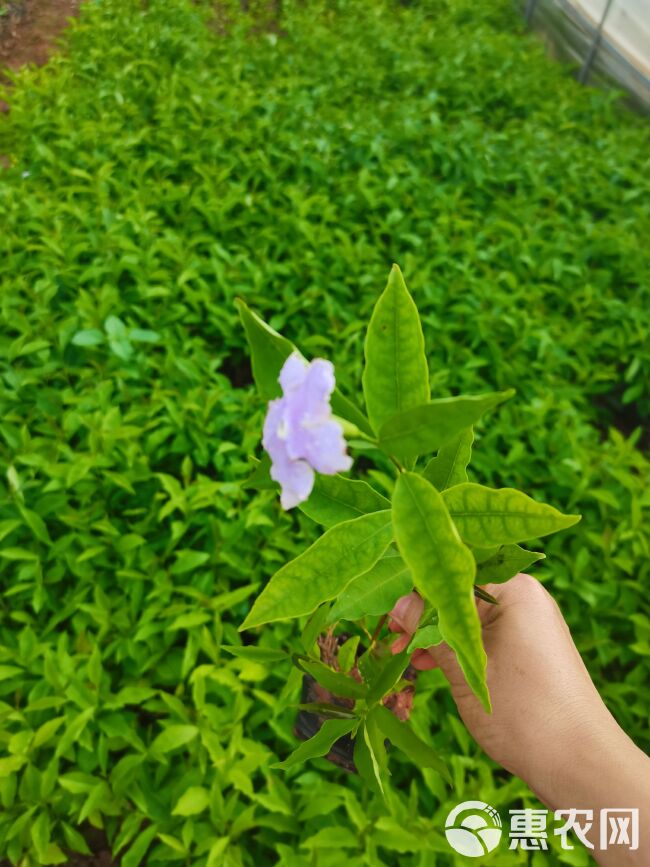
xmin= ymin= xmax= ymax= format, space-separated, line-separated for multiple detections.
xmin=370 ymin=613 xmax=388 ymax=647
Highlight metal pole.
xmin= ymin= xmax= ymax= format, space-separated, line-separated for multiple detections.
xmin=524 ymin=0 xmax=540 ymax=26
xmin=579 ymin=0 xmax=615 ymax=84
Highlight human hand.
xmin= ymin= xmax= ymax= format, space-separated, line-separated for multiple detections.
xmin=389 ymin=574 xmax=650 ymax=865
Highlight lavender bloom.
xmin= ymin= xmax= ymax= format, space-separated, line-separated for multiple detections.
xmin=263 ymin=353 xmax=353 ymax=509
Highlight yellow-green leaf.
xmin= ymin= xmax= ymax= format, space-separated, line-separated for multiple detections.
xmin=273 ymin=718 xmax=357 ymax=769
xmin=422 ymin=427 xmax=474 ymax=490
xmin=300 ymin=474 xmax=389 ymax=528
xmin=476 ymin=544 xmax=545 ymax=583
xmin=172 ymin=786 xmax=210 ymax=817
xmin=443 ymin=484 xmax=581 ymax=546
xmin=392 ymin=473 xmax=490 ymax=711
xmin=240 ymin=510 xmax=393 ymax=629
xmin=378 ymin=391 xmax=513 ymax=462
xmin=362 ymin=264 xmax=429 ymax=431
xmin=328 ymin=551 xmax=412 ymax=622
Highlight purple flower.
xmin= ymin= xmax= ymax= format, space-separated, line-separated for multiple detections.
xmin=263 ymin=353 xmax=353 ymax=509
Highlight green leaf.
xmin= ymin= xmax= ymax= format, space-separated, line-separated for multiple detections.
xmin=121 ymin=824 xmax=158 ymax=867
xmin=129 ymin=328 xmax=160 ymax=343
xmin=149 ymin=725 xmax=198 ymax=754
xmin=362 ymin=264 xmax=429 ymax=431
xmin=338 ymin=635 xmax=360 ymax=673
xmin=443 ymin=484 xmax=582 ymax=546
xmin=372 ymin=705 xmax=450 ymax=783
xmin=407 ymin=624 xmax=443 ymax=652
xmin=328 ymin=551 xmax=412 ymax=623
xmin=55 ymin=708 xmax=95 ymax=758
xmin=353 ymin=722 xmax=384 ymax=795
xmin=365 ymin=707 xmax=389 ymax=777
xmin=365 ymin=651 xmax=410 ymax=705
xmin=172 ymin=786 xmax=210 ymax=817
xmin=471 ymin=545 xmax=501 ymax=564
xmin=0 ymin=547 xmax=39 ymax=561
xmin=295 ymin=657 xmax=367 ymax=699
xmin=71 ymin=329 xmax=104 ymax=347
xmin=378 ymin=392 xmax=514 ymax=462
xmin=61 ymin=823 xmax=92 ymax=856
xmin=221 ymin=645 xmax=287 ymax=663
xmin=240 ymin=510 xmax=393 ymax=629
xmin=392 ymin=473 xmax=489 ymax=711
xmin=475 ymin=544 xmax=545 ymax=583
xmin=170 ymin=549 xmax=210 ymax=575
xmin=330 ymin=390 xmax=375 ymax=440
xmin=18 ymin=506 xmax=51 ymax=545
xmin=422 ymin=427 xmax=474 ymax=490
xmin=235 ymin=298 xmax=295 ymax=400
xmin=242 ymin=454 xmax=276 ymax=491
xmin=273 ymin=718 xmax=357 ymax=769
xmin=300 ymin=475 xmax=389 ymax=528
xmin=105 ymin=315 xmax=128 ymax=339
xmin=235 ymin=299 xmax=373 ymax=435
xmin=298 ymin=702 xmax=357 ymax=720
xmin=31 ymin=812 xmax=50 ymax=861
xmin=301 ymin=603 xmax=331 ymax=653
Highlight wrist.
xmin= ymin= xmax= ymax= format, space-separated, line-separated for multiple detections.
xmin=525 ymin=705 xmax=650 ymax=865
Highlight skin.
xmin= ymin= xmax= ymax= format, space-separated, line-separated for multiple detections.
xmin=389 ymin=573 xmax=650 ymax=865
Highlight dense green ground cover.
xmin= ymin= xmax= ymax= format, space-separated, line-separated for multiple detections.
xmin=0 ymin=0 xmax=649 ymax=863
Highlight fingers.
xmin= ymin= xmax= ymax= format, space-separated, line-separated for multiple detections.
xmin=388 ymin=591 xmax=423 ymax=635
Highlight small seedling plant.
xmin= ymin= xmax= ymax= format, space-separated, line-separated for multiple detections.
xmin=234 ymin=265 xmax=580 ymax=793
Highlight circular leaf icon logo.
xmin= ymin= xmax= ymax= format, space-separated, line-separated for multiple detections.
xmin=445 ymin=800 xmax=503 ymax=857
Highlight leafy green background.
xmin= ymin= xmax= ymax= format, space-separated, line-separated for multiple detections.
xmin=1 ymin=0 xmax=648 ymax=864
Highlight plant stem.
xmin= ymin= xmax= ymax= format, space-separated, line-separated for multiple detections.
xmin=370 ymin=613 xmax=388 ymax=647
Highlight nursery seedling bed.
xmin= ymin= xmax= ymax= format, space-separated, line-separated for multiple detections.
xmin=0 ymin=0 xmax=80 ymax=110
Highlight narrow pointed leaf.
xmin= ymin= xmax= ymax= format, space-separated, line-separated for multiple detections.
xmin=240 ymin=511 xmax=393 ymax=629
xmin=338 ymin=636 xmax=360 ymax=673
xmin=476 ymin=545 xmax=545 ymax=584
xmin=443 ymin=484 xmax=581 ymax=546
xmin=362 ymin=264 xmax=429 ymax=431
xmin=295 ymin=657 xmax=367 ymax=699
xmin=407 ymin=624 xmax=443 ymax=652
xmin=330 ymin=390 xmax=375 ymax=438
xmin=273 ymin=718 xmax=357 ymax=769
xmin=242 ymin=454 xmax=276 ymax=491
xmin=328 ymin=551 xmax=412 ymax=623
xmin=365 ymin=707 xmax=389 ymax=777
xmin=301 ymin=603 xmax=332 ymax=653
xmin=353 ymin=723 xmax=384 ymax=795
xmin=235 ymin=299 xmax=294 ymax=400
xmin=300 ymin=475 xmax=389 ymax=527
xmin=378 ymin=391 xmax=514 ymax=462
xmin=366 ymin=651 xmax=410 ymax=705
xmin=373 ymin=705 xmax=450 ymax=783
xmin=298 ymin=703 xmax=357 ymax=720
xmin=236 ymin=298 xmax=373 ymax=434
xmin=392 ymin=473 xmax=490 ymax=711
xmin=423 ymin=427 xmax=474 ymax=490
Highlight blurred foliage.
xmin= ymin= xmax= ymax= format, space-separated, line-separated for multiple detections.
xmin=0 ymin=0 xmax=648 ymax=864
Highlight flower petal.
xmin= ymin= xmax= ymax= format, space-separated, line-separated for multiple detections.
xmin=271 ymin=456 xmax=315 ymax=509
xmin=278 ymin=352 xmax=308 ymax=394
xmin=302 ymin=419 xmax=352 ymax=474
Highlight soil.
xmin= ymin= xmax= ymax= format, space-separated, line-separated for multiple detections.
xmin=0 ymin=826 xmax=116 ymax=867
xmin=0 ymin=0 xmax=80 ymax=112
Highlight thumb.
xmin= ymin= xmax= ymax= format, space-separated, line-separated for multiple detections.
xmin=418 ymin=641 xmax=488 ymax=716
